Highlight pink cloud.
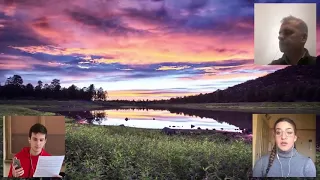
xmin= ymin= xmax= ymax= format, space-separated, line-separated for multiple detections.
xmin=2 ymin=0 xmax=254 ymax=66
xmin=0 ymin=54 xmax=64 ymax=70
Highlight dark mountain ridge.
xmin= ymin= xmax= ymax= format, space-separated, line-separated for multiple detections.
xmin=168 ymin=60 xmax=320 ymax=103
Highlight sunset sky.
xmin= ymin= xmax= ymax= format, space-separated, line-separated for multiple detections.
xmin=0 ymin=0 xmax=319 ymax=100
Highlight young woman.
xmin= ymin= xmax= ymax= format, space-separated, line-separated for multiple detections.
xmin=252 ymin=117 xmax=316 ymax=177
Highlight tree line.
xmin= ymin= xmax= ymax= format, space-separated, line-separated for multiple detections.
xmin=0 ymin=75 xmax=108 ymax=101
xmin=167 ymin=64 xmax=320 ymax=103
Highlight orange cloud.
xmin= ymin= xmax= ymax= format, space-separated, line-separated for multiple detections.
xmin=108 ymin=90 xmax=199 ymax=101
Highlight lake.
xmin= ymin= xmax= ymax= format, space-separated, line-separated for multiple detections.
xmin=58 ymin=108 xmax=253 ymax=132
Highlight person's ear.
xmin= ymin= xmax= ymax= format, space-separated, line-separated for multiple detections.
xmin=28 ymin=137 xmax=31 ymax=143
xmin=301 ymin=33 xmax=307 ymax=43
xmin=294 ymin=135 xmax=297 ymax=142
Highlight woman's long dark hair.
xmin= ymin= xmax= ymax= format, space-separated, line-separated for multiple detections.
xmin=264 ymin=117 xmax=297 ymax=177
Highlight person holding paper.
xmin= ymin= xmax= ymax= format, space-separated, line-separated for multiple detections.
xmin=8 ymin=123 xmax=63 ymax=178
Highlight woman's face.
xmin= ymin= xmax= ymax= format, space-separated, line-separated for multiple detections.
xmin=274 ymin=121 xmax=297 ymax=152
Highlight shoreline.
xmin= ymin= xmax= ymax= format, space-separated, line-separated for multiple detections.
xmin=31 ymin=106 xmax=320 ymax=114
xmin=69 ymin=122 xmax=253 ymax=143
xmin=144 ymin=103 xmax=320 ymax=113
xmin=1 ymin=100 xmax=319 ymax=113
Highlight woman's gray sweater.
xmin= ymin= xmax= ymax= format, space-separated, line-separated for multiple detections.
xmin=252 ymin=148 xmax=316 ymax=177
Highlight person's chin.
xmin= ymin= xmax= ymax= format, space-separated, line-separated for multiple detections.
xmin=33 ymin=148 xmax=41 ymax=153
xmin=277 ymin=144 xmax=292 ymax=152
xmin=279 ymin=46 xmax=285 ymax=53
xmin=278 ymin=147 xmax=289 ymax=152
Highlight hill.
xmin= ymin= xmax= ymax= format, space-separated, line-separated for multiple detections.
xmin=168 ymin=60 xmax=320 ymax=103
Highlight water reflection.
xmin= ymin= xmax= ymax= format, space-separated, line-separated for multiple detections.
xmin=59 ymin=109 xmax=246 ymax=132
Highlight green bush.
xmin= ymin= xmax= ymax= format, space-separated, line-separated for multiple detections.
xmin=65 ymin=125 xmax=252 ymax=179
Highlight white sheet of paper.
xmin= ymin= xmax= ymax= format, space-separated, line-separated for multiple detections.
xmin=33 ymin=156 xmax=65 ymax=177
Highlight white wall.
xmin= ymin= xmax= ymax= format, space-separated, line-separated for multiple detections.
xmin=254 ymin=3 xmax=317 ymax=65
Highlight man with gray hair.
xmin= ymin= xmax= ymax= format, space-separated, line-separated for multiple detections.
xmin=269 ymin=15 xmax=316 ymax=65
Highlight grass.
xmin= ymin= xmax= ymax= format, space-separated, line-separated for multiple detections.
xmin=2 ymin=100 xmax=320 ymax=113
xmin=317 ymin=152 xmax=320 ymax=178
xmin=0 ymin=100 xmax=104 ymax=112
xmin=65 ymin=125 xmax=252 ymax=179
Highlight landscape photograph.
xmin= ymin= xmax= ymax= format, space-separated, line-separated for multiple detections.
xmin=0 ymin=0 xmax=319 ymax=179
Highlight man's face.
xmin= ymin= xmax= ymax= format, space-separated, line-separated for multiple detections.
xmin=29 ymin=133 xmax=46 ymax=154
xmin=278 ymin=20 xmax=306 ymax=53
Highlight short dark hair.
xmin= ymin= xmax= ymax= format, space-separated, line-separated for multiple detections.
xmin=29 ymin=123 xmax=48 ymax=139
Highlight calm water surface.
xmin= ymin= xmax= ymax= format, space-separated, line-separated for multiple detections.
xmin=60 ymin=108 xmax=245 ymax=132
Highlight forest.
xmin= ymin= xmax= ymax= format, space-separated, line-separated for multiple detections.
xmin=0 ymin=75 xmax=107 ymax=101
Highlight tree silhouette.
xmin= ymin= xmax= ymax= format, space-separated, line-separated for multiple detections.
xmin=6 ymin=75 xmax=23 ymax=86
xmin=86 ymin=84 xmax=96 ymax=100
xmin=96 ymin=87 xmax=107 ymax=101
xmin=0 ymin=75 xmax=108 ymax=101
xmin=25 ymin=83 xmax=34 ymax=97
xmin=51 ymin=79 xmax=61 ymax=91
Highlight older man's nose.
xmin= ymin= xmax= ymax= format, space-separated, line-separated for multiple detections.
xmin=278 ymin=34 xmax=284 ymax=41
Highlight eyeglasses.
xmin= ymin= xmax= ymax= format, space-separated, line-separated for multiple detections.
xmin=275 ymin=130 xmax=294 ymax=137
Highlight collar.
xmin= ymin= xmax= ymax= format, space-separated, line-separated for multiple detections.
xmin=28 ymin=147 xmax=43 ymax=157
xmin=281 ymin=48 xmax=312 ymax=65
xmin=277 ymin=147 xmax=297 ymax=158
